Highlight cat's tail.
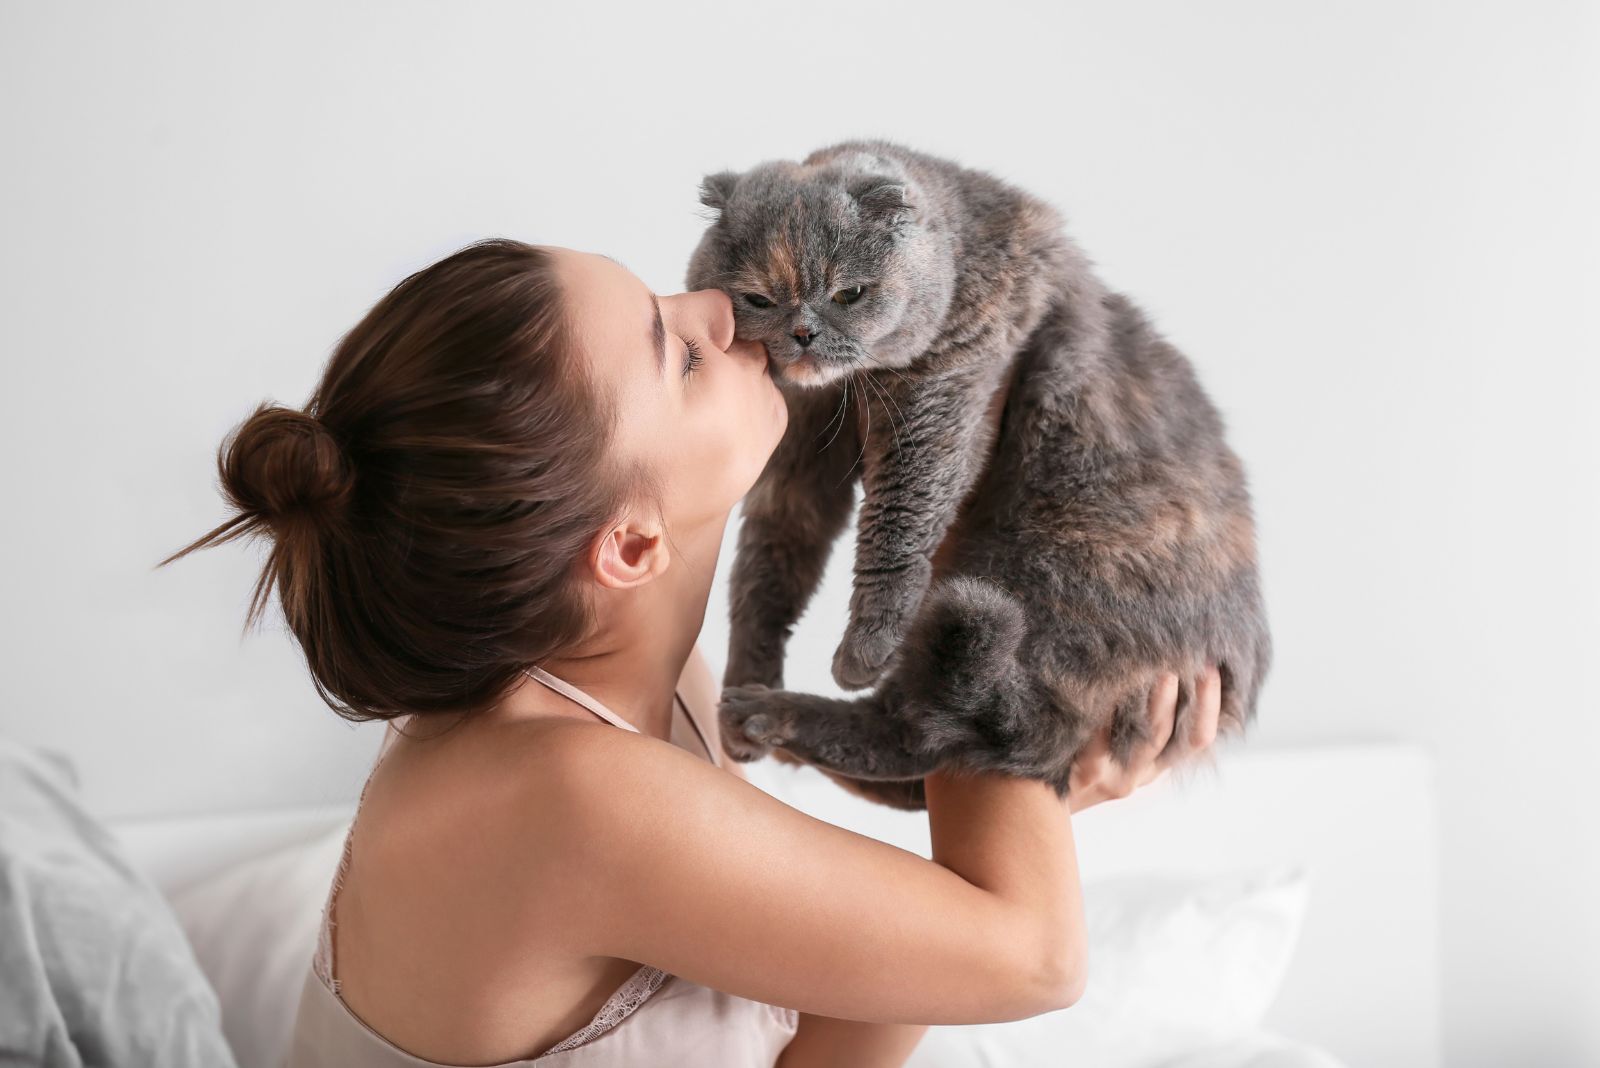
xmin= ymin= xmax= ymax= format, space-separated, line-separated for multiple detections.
xmin=892 ymin=575 xmax=1042 ymax=754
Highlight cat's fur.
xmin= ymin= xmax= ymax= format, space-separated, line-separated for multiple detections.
xmin=685 ymin=140 xmax=1271 ymax=810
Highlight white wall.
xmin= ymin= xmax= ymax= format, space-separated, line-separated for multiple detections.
xmin=2 ymin=1 xmax=1594 ymax=1062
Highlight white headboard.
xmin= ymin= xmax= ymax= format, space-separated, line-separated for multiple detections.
xmin=109 ymin=740 xmax=1439 ymax=1068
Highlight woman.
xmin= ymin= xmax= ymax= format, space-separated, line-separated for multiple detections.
xmin=160 ymin=238 xmax=1222 ymax=1067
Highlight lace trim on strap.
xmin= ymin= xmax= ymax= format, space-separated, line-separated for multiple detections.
xmin=539 ymin=965 xmax=670 ymax=1055
xmin=312 ymin=818 xmax=358 ymax=993
xmin=314 ymin=725 xmax=398 ymax=996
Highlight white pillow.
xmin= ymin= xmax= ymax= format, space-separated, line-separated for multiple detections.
xmin=168 ymin=823 xmax=349 ymax=1068
xmin=905 ymin=864 xmax=1311 ymax=1068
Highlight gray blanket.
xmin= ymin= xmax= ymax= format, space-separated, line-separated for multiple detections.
xmin=0 ymin=733 xmax=238 ymax=1068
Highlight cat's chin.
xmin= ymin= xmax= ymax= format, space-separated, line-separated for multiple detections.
xmin=774 ymin=352 xmax=852 ymax=389
xmin=773 ymin=353 xmax=824 ymax=386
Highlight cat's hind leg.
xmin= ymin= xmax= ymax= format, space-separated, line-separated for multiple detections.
xmin=829 ymin=775 xmax=927 ymax=811
xmin=764 ymin=748 xmax=928 ymax=812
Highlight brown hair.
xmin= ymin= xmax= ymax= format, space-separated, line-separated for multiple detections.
xmin=156 ymin=238 xmax=661 ymax=729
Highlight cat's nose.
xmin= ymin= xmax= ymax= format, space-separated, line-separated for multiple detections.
xmin=792 ymin=325 xmax=813 ymax=348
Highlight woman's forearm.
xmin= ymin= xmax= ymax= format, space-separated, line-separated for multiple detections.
xmin=923 ymin=766 xmax=1087 ymax=994
xmin=775 ymin=1014 xmax=929 ymax=1068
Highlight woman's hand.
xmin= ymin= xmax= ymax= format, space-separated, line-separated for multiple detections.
xmin=1066 ymin=664 xmax=1223 ymax=814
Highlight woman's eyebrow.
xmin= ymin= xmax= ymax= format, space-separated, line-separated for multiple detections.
xmin=600 ymin=254 xmax=666 ymax=379
xmin=647 ymin=291 xmax=666 ymax=380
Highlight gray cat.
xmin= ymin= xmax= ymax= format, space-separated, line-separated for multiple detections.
xmin=685 ymin=139 xmax=1270 ymax=810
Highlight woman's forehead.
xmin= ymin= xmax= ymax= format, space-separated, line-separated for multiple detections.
xmin=559 ymin=250 xmax=654 ymax=374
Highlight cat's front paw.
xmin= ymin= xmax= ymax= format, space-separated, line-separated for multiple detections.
xmin=831 ymin=621 xmax=901 ymax=690
xmin=717 ymin=684 xmax=796 ymax=762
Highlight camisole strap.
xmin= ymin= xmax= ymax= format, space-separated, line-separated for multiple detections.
xmin=676 ymin=691 xmax=719 ymax=769
xmin=521 ymin=664 xmax=642 ymax=732
xmin=522 ymin=663 xmax=719 ymax=767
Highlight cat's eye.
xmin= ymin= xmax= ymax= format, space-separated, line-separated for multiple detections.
xmin=744 ymin=293 xmax=774 ymax=309
xmin=832 ymin=285 xmax=866 ymax=306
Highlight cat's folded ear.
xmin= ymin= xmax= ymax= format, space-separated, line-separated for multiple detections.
xmin=697 ymin=170 xmax=742 ymax=216
xmin=847 ymin=175 xmax=918 ymax=228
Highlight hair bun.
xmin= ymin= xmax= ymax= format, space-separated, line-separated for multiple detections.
xmin=222 ymin=403 xmax=356 ymax=525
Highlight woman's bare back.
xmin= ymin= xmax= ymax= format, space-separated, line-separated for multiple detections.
xmin=326 ymin=663 xmax=730 ymax=1065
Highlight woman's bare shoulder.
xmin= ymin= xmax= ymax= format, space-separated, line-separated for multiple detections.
xmin=382 ymin=650 xmax=746 ymax=892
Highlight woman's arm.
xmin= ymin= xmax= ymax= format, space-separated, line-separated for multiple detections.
xmin=507 ymin=723 xmax=1081 ymax=1024
xmin=683 ymin=642 xmax=929 ymax=1057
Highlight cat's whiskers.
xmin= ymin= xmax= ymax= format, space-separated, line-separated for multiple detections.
xmin=859 ymin=368 xmax=904 ymax=458
xmin=858 ymin=351 xmax=913 ymax=454
xmin=815 ymin=374 xmax=851 ymax=452
xmin=838 ymin=377 xmax=871 ymax=489
xmin=812 ymin=374 xmax=851 ymax=447
xmin=859 ymin=349 xmax=911 ymax=387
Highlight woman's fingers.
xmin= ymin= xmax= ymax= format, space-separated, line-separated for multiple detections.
xmin=1124 ymin=671 xmax=1179 ymax=793
xmin=1190 ymin=663 xmax=1222 ymax=754
xmin=1144 ymin=671 xmax=1180 ymax=763
xmin=1150 ymin=663 xmax=1224 ymax=771
xmin=1070 ymin=672 xmax=1181 ymax=810
xmin=1069 ymin=665 xmax=1223 ymax=814
xmin=1067 ymin=725 xmax=1112 ymax=803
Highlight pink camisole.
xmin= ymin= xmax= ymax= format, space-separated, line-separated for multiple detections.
xmin=282 ymin=664 xmax=800 ymax=1067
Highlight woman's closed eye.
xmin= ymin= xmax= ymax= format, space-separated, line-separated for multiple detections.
xmin=680 ymin=335 xmax=705 ymax=377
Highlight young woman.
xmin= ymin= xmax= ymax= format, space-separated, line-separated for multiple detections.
xmin=161 ymin=239 xmax=1222 ymax=1067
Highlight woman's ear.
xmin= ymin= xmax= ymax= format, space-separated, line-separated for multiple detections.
xmin=589 ymin=516 xmax=671 ymax=590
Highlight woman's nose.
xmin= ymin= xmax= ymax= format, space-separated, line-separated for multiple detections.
xmin=663 ymin=288 xmax=736 ymax=352
xmin=696 ymin=289 xmax=736 ymax=351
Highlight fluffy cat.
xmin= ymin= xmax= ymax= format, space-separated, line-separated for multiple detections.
xmin=684 ymin=139 xmax=1271 ymax=810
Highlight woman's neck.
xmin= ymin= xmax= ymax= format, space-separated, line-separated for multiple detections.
xmin=507 ymin=507 xmax=731 ymax=742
